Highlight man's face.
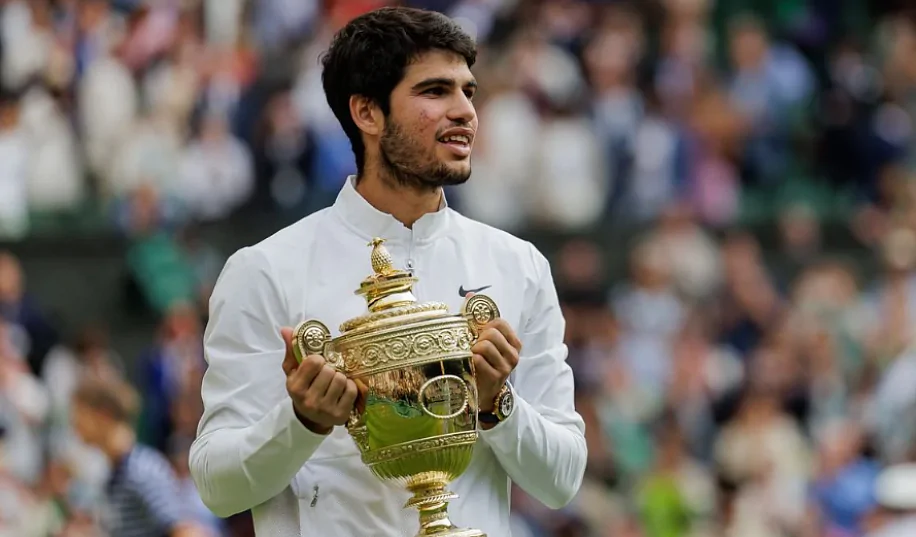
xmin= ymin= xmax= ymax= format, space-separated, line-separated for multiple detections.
xmin=71 ymin=402 xmax=105 ymax=447
xmin=376 ymin=49 xmax=478 ymax=190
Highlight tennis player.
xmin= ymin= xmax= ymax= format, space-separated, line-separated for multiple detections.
xmin=190 ymin=7 xmax=587 ymax=536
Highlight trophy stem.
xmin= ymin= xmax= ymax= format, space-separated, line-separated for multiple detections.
xmin=405 ymin=478 xmax=486 ymax=537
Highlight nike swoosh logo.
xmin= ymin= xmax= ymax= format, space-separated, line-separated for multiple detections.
xmin=459 ymin=285 xmax=491 ymax=297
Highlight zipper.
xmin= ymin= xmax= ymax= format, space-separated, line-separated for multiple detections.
xmin=406 ymin=231 xmax=420 ymax=299
xmin=406 ymin=231 xmax=416 ymax=276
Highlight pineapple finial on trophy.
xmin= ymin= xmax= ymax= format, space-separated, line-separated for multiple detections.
xmin=356 ymin=238 xmax=419 ymax=312
xmin=369 ymin=238 xmax=396 ymax=276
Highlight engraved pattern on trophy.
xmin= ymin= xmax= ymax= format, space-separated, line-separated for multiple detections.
xmin=291 ymin=238 xmax=495 ymax=537
xmin=461 ymin=294 xmax=500 ymax=337
xmin=334 ymin=324 xmax=475 ymax=376
xmin=292 ymin=320 xmax=331 ymax=363
xmin=361 ymin=431 xmax=478 ymax=466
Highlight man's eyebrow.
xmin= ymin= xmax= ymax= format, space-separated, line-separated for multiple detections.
xmin=411 ymin=77 xmax=479 ymax=91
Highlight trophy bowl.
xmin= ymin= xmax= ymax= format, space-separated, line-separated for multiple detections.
xmin=292 ymin=238 xmax=498 ymax=537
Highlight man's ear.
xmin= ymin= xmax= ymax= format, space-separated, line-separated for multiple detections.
xmin=350 ymin=95 xmax=383 ymax=136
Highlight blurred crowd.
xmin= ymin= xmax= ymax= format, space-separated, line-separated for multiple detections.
xmin=3 ymin=0 xmax=916 ymax=536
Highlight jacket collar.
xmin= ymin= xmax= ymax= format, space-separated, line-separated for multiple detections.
xmin=332 ymin=176 xmax=451 ymax=243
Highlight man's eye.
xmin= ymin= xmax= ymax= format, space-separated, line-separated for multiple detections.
xmin=463 ymin=90 xmax=475 ymax=100
xmin=424 ymin=87 xmax=446 ymax=96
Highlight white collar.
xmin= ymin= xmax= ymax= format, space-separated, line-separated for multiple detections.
xmin=331 ymin=176 xmax=451 ymax=244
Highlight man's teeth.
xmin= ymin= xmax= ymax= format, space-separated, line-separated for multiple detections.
xmin=441 ymin=135 xmax=469 ymax=144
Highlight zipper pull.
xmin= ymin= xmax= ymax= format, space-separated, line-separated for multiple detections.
xmin=310 ymin=486 xmax=319 ymax=507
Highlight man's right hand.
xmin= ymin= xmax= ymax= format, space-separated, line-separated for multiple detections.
xmin=281 ymin=327 xmax=358 ymax=435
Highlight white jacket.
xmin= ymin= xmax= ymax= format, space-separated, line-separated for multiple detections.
xmin=190 ymin=177 xmax=587 ymax=536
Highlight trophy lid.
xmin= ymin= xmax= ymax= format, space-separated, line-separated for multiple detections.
xmin=340 ymin=238 xmax=450 ymax=334
xmin=356 ymin=238 xmax=418 ymax=310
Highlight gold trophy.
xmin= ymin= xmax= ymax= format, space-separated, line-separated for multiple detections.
xmin=292 ymin=238 xmax=499 ymax=537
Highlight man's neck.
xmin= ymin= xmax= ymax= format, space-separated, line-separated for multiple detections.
xmin=355 ymin=172 xmax=443 ymax=229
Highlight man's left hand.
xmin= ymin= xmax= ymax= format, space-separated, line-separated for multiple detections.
xmin=471 ymin=318 xmax=522 ymax=415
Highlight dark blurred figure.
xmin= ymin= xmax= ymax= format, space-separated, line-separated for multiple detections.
xmin=715 ymin=232 xmax=783 ymax=358
xmin=0 ymin=251 xmax=59 ymax=376
xmin=250 ymin=86 xmax=316 ymax=214
xmin=136 ymin=302 xmax=205 ymax=452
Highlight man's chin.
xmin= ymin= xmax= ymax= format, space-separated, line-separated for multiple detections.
xmin=434 ymin=165 xmax=471 ymax=187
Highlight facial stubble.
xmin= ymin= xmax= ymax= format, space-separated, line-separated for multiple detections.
xmin=378 ymin=119 xmax=471 ymax=191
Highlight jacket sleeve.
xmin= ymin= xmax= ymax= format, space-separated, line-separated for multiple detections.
xmin=189 ymin=247 xmax=327 ymax=518
xmin=478 ymin=247 xmax=588 ymax=509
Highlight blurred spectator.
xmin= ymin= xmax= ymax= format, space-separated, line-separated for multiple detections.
xmin=167 ymin=435 xmax=225 ymax=536
xmin=176 ymin=112 xmax=254 ymax=222
xmin=70 ymin=375 xmax=208 ymax=537
xmin=636 ymin=415 xmax=717 ymax=537
xmin=0 ymin=89 xmax=28 ymax=239
xmin=648 ymin=203 xmax=723 ymax=303
xmin=0 ymin=252 xmax=58 ymax=376
xmin=716 ymin=232 xmax=783 ymax=357
xmin=775 ymin=203 xmax=823 ymax=288
xmin=726 ymin=14 xmax=815 ymax=186
xmin=108 ymin=113 xmax=184 ymax=202
xmin=611 ymin=236 xmax=686 ymax=395
xmin=20 ymin=83 xmax=85 ymax=215
xmin=42 ymin=325 xmax=125 ymax=445
xmin=250 ymin=86 xmax=315 ymax=213
xmin=78 ymin=51 xmax=138 ymax=195
xmin=810 ymin=420 xmax=881 ymax=537
xmin=0 ymin=319 xmax=50 ymax=487
xmin=136 ymin=303 xmax=205 ymax=452
xmin=714 ymin=386 xmax=811 ymax=537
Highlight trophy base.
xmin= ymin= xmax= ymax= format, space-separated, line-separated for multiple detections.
xmin=407 ymin=473 xmax=486 ymax=537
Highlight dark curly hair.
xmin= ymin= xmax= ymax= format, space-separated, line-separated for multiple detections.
xmin=320 ymin=7 xmax=477 ymax=173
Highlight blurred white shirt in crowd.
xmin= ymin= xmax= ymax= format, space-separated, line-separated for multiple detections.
xmin=142 ymin=49 xmax=200 ymax=129
xmin=0 ymin=359 xmax=50 ymax=487
xmin=177 ymin=117 xmax=254 ymax=221
xmin=0 ymin=125 xmax=28 ymax=239
xmin=204 ymin=0 xmax=246 ymax=46
xmin=534 ymin=116 xmax=607 ymax=230
xmin=458 ymin=89 xmax=540 ymax=232
xmin=0 ymin=1 xmax=52 ymax=91
xmin=109 ymin=115 xmax=183 ymax=199
xmin=79 ymin=55 xmax=139 ymax=192
xmin=19 ymin=88 xmax=84 ymax=212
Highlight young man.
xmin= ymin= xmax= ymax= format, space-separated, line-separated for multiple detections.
xmin=190 ymin=7 xmax=587 ymax=536
xmin=71 ymin=377 xmax=207 ymax=537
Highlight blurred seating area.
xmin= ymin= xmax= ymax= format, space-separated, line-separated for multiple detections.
xmin=4 ymin=0 xmax=916 ymax=536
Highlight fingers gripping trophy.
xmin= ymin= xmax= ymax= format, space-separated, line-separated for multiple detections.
xmin=291 ymin=238 xmax=499 ymax=537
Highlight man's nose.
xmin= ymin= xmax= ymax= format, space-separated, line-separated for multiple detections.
xmin=448 ymin=92 xmax=476 ymax=124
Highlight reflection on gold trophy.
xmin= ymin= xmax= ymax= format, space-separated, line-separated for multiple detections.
xmin=292 ymin=238 xmax=499 ymax=537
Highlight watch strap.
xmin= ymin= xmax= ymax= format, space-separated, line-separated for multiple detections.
xmin=479 ymin=383 xmax=511 ymax=424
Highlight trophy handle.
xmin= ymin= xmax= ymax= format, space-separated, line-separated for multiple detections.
xmin=292 ymin=320 xmax=366 ymax=421
xmin=460 ymin=294 xmax=500 ymax=340
xmin=292 ymin=320 xmax=332 ymax=363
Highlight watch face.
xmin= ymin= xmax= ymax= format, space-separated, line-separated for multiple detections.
xmin=499 ymin=391 xmax=514 ymax=418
